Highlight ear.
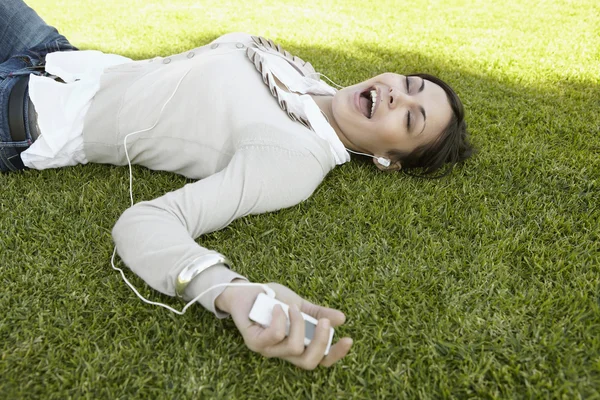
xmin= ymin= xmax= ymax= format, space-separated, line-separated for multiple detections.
xmin=373 ymin=157 xmax=402 ymax=172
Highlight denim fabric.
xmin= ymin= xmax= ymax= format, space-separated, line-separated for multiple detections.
xmin=0 ymin=0 xmax=77 ymax=172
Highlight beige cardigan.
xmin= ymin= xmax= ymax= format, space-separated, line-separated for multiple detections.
xmin=82 ymin=33 xmax=339 ymax=316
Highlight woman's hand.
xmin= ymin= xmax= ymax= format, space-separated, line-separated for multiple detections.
xmin=215 ymin=279 xmax=353 ymax=370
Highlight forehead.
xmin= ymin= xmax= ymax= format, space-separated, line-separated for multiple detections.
xmin=412 ymin=76 xmax=453 ymax=144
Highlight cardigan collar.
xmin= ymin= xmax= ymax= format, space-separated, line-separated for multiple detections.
xmin=246 ymin=36 xmax=350 ymax=165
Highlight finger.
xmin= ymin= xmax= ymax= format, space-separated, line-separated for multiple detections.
xmin=284 ymin=304 xmax=306 ymax=355
xmin=319 ymin=337 xmax=353 ymax=367
xmin=266 ymin=283 xmax=346 ymax=327
xmin=289 ymin=318 xmax=332 ymax=370
xmin=300 ymin=302 xmax=346 ymax=327
xmin=262 ymin=304 xmax=306 ymax=359
xmin=250 ymin=305 xmax=288 ymax=350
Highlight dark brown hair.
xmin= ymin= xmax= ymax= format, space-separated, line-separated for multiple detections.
xmin=388 ymin=73 xmax=473 ymax=178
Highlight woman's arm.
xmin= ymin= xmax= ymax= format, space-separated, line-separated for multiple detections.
xmin=111 ymin=141 xmax=327 ymax=315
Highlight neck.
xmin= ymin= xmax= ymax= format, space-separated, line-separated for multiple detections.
xmin=310 ymin=95 xmax=353 ymax=150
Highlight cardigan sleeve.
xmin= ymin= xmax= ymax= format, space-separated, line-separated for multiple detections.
xmin=111 ymin=141 xmax=327 ymax=317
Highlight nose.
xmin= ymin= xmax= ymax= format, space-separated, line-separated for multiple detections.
xmin=388 ymin=86 xmax=416 ymax=109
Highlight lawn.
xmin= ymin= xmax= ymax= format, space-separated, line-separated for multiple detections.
xmin=1 ymin=0 xmax=599 ymax=398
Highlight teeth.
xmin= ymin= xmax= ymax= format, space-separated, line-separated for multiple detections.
xmin=370 ymin=90 xmax=377 ymax=118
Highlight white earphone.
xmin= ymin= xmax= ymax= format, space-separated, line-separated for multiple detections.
xmin=346 ymin=148 xmax=391 ymax=167
xmin=376 ymin=157 xmax=391 ymax=167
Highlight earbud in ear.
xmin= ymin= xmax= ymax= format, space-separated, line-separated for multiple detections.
xmin=376 ymin=157 xmax=391 ymax=167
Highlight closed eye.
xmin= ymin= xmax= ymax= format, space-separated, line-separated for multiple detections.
xmin=405 ymin=76 xmax=412 ymax=130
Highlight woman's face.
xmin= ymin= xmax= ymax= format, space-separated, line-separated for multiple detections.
xmin=332 ymin=73 xmax=452 ymax=166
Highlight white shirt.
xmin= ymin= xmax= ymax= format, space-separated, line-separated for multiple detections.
xmin=22 ymin=51 xmax=132 ymax=169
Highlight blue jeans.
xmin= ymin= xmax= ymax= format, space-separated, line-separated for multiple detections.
xmin=0 ymin=0 xmax=77 ymax=172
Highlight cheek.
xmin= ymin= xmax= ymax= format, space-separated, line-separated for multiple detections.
xmin=373 ymin=120 xmax=422 ymax=154
xmin=375 ymin=120 xmax=403 ymax=144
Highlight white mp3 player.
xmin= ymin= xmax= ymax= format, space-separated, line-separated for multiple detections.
xmin=248 ymin=293 xmax=334 ymax=355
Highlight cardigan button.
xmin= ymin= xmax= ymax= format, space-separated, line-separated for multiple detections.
xmin=210 ymin=43 xmax=219 ymax=49
xmin=236 ymin=43 xmax=245 ymax=49
xmin=163 ymin=58 xmax=172 ymax=64
xmin=187 ymin=52 xmax=195 ymax=59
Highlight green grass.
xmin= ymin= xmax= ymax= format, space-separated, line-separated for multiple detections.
xmin=1 ymin=0 xmax=599 ymax=398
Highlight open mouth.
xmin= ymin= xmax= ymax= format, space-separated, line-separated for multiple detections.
xmin=359 ymin=87 xmax=378 ymax=119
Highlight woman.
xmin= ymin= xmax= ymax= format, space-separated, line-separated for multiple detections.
xmin=1 ymin=0 xmax=472 ymax=369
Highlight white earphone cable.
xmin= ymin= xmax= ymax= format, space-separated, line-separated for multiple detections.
xmin=123 ymin=69 xmax=191 ymax=205
xmin=306 ymin=72 xmax=346 ymax=89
